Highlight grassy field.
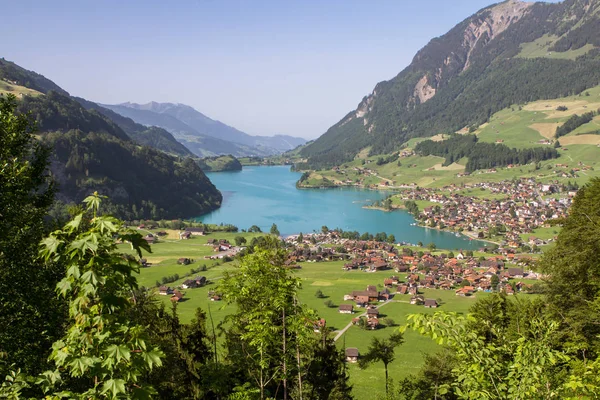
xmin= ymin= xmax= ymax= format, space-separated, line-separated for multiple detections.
xmin=0 ymin=80 xmax=43 ymax=97
xmin=124 ymin=234 xmax=535 ymax=399
xmin=517 ymin=34 xmax=596 ymax=60
xmin=519 ymin=226 xmax=562 ymax=243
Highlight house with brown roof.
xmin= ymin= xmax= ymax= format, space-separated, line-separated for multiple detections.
xmin=338 ymin=304 xmax=354 ymax=314
xmin=424 ymin=299 xmax=438 ymax=308
xmin=345 ymin=348 xmax=359 ymax=363
xmin=170 ymin=290 xmax=184 ymax=302
xmin=366 ymin=308 xmax=379 ymax=319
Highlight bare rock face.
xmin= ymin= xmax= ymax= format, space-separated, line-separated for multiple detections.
xmin=409 ymin=0 xmax=532 ymax=106
xmin=356 ymin=92 xmax=375 ymax=119
xmin=413 ymin=75 xmax=437 ymax=104
xmin=462 ymin=0 xmax=533 ymax=70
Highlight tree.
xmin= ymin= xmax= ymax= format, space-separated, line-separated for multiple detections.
xmin=359 ymin=333 xmax=404 ymax=396
xmin=397 ymin=349 xmax=458 ymax=400
xmin=235 ymin=236 xmax=247 ymax=246
xmin=490 ymin=274 xmax=500 ymax=290
xmin=315 ymin=289 xmax=325 ymax=298
xmin=270 ymin=223 xmax=280 ymax=236
xmin=219 ymin=239 xmax=317 ymax=399
xmin=248 ymin=225 xmax=262 ymax=233
xmin=0 ymin=94 xmax=65 ymax=375
xmin=407 ymin=310 xmax=568 ymax=399
xmin=35 ymin=194 xmax=164 ymax=398
xmin=297 ymin=232 xmax=304 ymax=243
xmin=321 ymin=225 xmax=329 ymax=234
xmin=540 ymin=177 xmax=600 ymax=356
xmin=427 ymin=242 xmax=437 ymax=251
xmin=384 ymin=198 xmax=393 ymax=211
xmin=301 ymin=329 xmax=353 ymax=400
xmin=387 ymin=234 xmax=396 ymax=244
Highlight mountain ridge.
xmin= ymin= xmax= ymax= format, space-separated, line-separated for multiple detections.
xmin=300 ymin=0 xmax=600 ymax=168
xmin=107 ymin=101 xmax=307 ymax=156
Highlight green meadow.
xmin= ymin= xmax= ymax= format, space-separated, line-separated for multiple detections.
xmin=122 ymin=232 xmax=533 ymax=399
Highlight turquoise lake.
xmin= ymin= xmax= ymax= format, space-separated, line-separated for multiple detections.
xmin=202 ymin=166 xmax=486 ymax=250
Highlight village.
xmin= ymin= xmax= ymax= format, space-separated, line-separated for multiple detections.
xmin=283 ymin=231 xmax=538 ymax=299
xmin=399 ymin=179 xmax=574 ymax=248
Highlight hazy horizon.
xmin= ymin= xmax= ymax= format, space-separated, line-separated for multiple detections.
xmin=2 ymin=0 xmax=560 ymax=139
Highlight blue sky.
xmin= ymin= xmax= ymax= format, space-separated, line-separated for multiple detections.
xmin=2 ymin=0 xmax=559 ymax=139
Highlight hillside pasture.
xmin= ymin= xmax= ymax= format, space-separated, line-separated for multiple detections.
xmin=517 ymin=34 xmax=596 ymax=60
xmin=560 ymin=135 xmax=600 ymax=146
xmin=530 ymin=122 xmax=562 ymax=139
xmin=0 ymin=80 xmax=43 ymax=97
xmin=524 ymin=100 xmax=600 ymax=119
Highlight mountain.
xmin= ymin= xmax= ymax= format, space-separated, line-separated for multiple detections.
xmin=301 ymin=0 xmax=600 ymax=168
xmin=104 ymin=101 xmax=307 ymax=156
xmin=72 ymin=97 xmax=193 ymax=157
xmin=0 ymin=59 xmax=222 ymax=219
xmin=100 ymin=103 xmax=260 ymax=157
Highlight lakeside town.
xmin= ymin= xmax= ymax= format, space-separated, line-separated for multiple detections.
xmin=368 ymin=178 xmax=575 ymax=249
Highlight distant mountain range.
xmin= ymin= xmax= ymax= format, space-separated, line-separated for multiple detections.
xmin=103 ymin=101 xmax=306 ymax=157
xmin=301 ymin=0 xmax=600 ymax=167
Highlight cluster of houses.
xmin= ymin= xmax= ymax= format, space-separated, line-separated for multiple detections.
xmin=383 ymin=251 xmax=531 ymax=296
xmin=158 ymin=276 xmax=222 ymax=302
xmin=204 ymin=239 xmax=243 ymax=260
xmin=400 ymin=179 xmax=573 ymax=247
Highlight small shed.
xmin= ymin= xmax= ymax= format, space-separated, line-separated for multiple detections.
xmin=345 ymin=348 xmax=359 ymax=363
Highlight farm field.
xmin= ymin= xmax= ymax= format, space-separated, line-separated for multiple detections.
xmin=124 ymin=235 xmax=535 ymax=399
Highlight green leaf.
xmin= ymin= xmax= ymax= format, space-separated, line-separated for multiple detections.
xmin=142 ymin=349 xmax=164 ymax=370
xmin=66 ymin=264 xmax=80 ymax=279
xmin=81 ymin=270 xmax=99 ymax=286
xmin=65 ymin=213 xmax=83 ymax=233
xmin=67 ymin=356 xmax=95 ymax=377
xmin=101 ymin=378 xmax=126 ymax=398
xmin=40 ymin=235 xmax=61 ymax=259
xmin=56 ymin=278 xmax=72 ymax=296
xmin=104 ymin=344 xmax=131 ymax=364
xmin=96 ymin=217 xmax=117 ymax=234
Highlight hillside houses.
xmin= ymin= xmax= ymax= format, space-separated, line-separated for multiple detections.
xmin=401 ymin=179 xmax=571 ymax=246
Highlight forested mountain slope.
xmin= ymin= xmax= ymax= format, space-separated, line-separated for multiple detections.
xmin=0 ymin=61 xmax=222 ymax=219
xmin=301 ymin=0 xmax=600 ymax=168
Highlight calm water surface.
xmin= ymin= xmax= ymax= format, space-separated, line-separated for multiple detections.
xmin=201 ymin=166 xmax=485 ymax=250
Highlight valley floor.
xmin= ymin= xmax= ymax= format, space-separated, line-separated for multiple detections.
xmin=119 ymin=230 xmax=540 ymax=399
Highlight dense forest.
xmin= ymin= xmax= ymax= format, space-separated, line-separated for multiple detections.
xmin=300 ymin=0 xmax=600 ymax=168
xmin=196 ymin=154 xmax=243 ymax=172
xmin=414 ymin=135 xmax=559 ymax=172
